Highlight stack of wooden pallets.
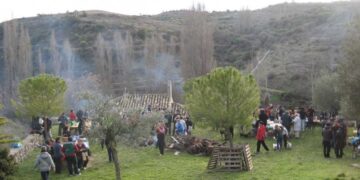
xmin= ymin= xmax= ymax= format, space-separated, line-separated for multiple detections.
xmin=207 ymin=144 xmax=253 ymax=172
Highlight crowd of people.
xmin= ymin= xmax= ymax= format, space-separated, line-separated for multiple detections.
xmin=31 ymin=103 xmax=354 ymax=179
xmin=253 ymin=104 xmax=350 ymax=160
xmin=139 ymin=107 xmax=194 ymax=156
xmin=34 ymin=109 xmax=91 ymax=180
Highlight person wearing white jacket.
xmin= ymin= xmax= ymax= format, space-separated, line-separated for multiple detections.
xmin=293 ymin=113 xmax=302 ymax=138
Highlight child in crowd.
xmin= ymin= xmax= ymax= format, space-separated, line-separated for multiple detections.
xmin=274 ymin=125 xmax=283 ymax=151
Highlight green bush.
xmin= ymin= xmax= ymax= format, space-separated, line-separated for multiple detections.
xmin=0 ymin=148 xmax=17 ymax=179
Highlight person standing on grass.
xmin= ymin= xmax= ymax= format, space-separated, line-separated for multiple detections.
xmin=299 ymin=108 xmax=307 ymax=132
xmin=156 ymin=121 xmax=166 ymax=155
xmin=164 ymin=111 xmax=172 ymax=135
xmin=105 ymin=137 xmax=114 ymax=162
xmin=69 ymin=109 xmax=76 ymax=121
xmin=322 ymin=122 xmax=333 ymax=158
xmin=62 ymin=137 xmax=80 ymax=176
xmin=333 ymin=119 xmax=346 ymax=158
xmin=34 ymin=146 xmax=55 ymax=180
xmin=259 ymin=109 xmax=268 ymax=126
xmin=76 ymin=139 xmax=89 ymax=170
xmin=281 ymin=111 xmax=292 ymax=136
xmin=293 ymin=113 xmax=302 ymax=138
xmin=282 ymin=126 xmax=289 ymax=149
xmin=256 ymin=121 xmax=269 ymax=154
xmin=45 ymin=117 xmax=53 ymax=140
xmin=58 ymin=113 xmax=69 ymax=136
xmin=76 ymin=109 xmax=84 ymax=135
xmin=274 ymin=125 xmax=283 ymax=151
xmin=52 ymin=137 xmax=63 ymax=174
xmin=185 ymin=116 xmax=193 ymax=135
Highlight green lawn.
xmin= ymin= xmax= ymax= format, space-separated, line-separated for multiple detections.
xmin=10 ymin=127 xmax=360 ymax=180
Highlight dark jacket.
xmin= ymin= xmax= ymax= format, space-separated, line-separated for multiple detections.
xmin=259 ymin=111 xmax=268 ymax=125
xmin=281 ymin=112 xmax=292 ymax=128
xmin=322 ymin=124 xmax=332 ymax=142
xmin=53 ymin=142 xmax=63 ymax=158
xmin=299 ymin=109 xmax=306 ymax=120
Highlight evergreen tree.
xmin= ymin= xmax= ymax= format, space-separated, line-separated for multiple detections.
xmin=0 ymin=104 xmax=17 ymax=179
xmin=14 ymin=74 xmax=67 ymax=118
xmin=184 ymin=67 xmax=260 ymax=147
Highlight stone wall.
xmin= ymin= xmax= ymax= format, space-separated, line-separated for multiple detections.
xmin=9 ymin=134 xmax=43 ymax=163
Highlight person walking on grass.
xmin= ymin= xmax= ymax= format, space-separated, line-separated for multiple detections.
xmin=34 ymin=146 xmax=55 ymax=180
xmin=156 ymin=121 xmax=166 ymax=156
xmin=256 ymin=121 xmax=269 ymax=154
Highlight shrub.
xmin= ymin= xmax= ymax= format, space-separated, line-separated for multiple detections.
xmin=0 ymin=148 xmax=17 ymax=179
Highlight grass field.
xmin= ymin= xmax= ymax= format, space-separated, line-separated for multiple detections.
xmin=10 ymin=126 xmax=360 ymax=180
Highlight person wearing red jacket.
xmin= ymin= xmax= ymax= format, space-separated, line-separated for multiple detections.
xmin=256 ymin=121 xmax=269 ymax=154
xmin=69 ymin=110 xmax=76 ymax=121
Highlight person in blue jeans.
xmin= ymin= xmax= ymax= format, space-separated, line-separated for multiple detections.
xmin=274 ymin=125 xmax=283 ymax=151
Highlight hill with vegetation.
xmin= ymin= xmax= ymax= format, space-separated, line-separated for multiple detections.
xmin=0 ymin=1 xmax=360 ymax=107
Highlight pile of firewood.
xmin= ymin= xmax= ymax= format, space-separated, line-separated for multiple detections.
xmin=168 ymin=136 xmax=224 ymax=156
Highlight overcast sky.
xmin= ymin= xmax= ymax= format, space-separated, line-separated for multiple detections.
xmin=0 ymin=0 xmax=349 ymax=23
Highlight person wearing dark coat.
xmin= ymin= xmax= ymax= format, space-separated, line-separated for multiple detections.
xmin=281 ymin=112 xmax=292 ymax=135
xmin=322 ymin=122 xmax=333 ymax=158
xmin=58 ymin=113 xmax=68 ymax=136
xmin=76 ymin=110 xmax=84 ymax=135
xmin=52 ymin=137 xmax=63 ymax=174
xmin=43 ymin=117 xmax=52 ymax=141
xmin=258 ymin=109 xmax=268 ymax=125
xmin=332 ymin=120 xmax=346 ymax=158
xmin=164 ymin=112 xmax=172 ymax=135
xmin=104 ymin=137 xmax=113 ymax=162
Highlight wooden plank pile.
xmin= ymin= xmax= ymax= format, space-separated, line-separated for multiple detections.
xmin=207 ymin=144 xmax=253 ymax=172
xmin=169 ymin=136 xmax=223 ymax=156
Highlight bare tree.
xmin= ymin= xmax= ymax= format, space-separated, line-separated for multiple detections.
xmin=180 ymin=4 xmax=216 ymax=80
xmin=49 ymin=30 xmax=61 ymax=75
xmin=2 ymin=21 xmax=33 ymax=107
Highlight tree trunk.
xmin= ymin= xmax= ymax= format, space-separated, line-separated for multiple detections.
xmin=225 ymin=128 xmax=233 ymax=148
xmin=112 ymin=146 xmax=121 ymax=180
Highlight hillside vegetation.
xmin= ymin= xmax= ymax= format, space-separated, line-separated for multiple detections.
xmin=0 ymin=2 xmax=360 ymax=106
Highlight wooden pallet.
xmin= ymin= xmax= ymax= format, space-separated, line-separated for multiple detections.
xmin=207 ymin=146 xmax=219 ymax=169
xmin=243 ymin=144 xmax=253 ymax=171
xmin=207 ymin=145 xmax=253 ymax=172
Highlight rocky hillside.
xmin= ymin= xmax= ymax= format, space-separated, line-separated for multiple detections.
xmin=0 ymin=1 xmax=360 ymax=108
